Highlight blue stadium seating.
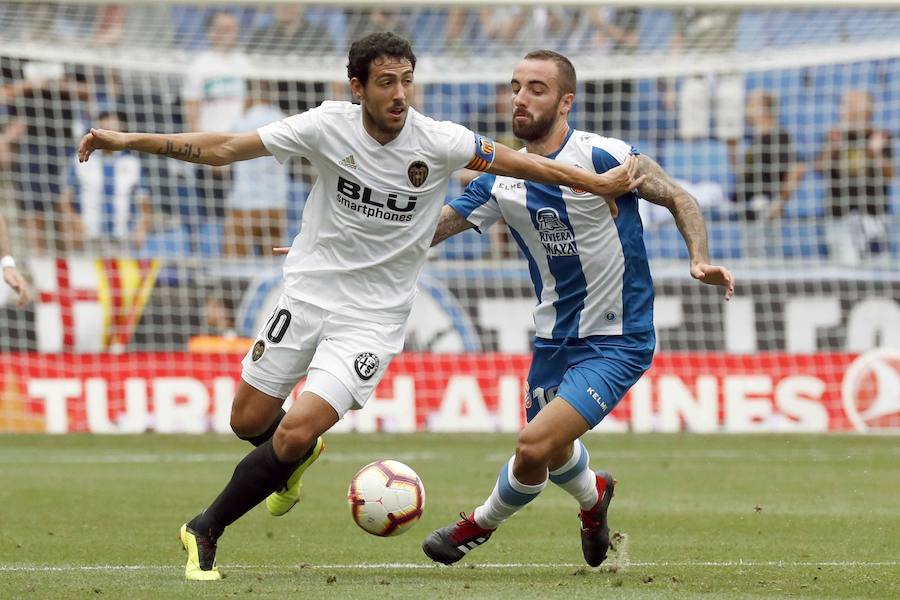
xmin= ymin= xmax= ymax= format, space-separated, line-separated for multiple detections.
xmin=785 ymin=171 xmax=826 ymax=220
xmin=196 ymin=222 xmax=223 ymax=258
xmin=439 ymin=227 xmax=490 ymax=260
xmin=889 ymin=214 xmax=900 ymax=258
xmin=708 ymin=221 xmax=745 ymax=260
xmin=643 ymin=223 xmax=689 ymax=260
xmin=137 ymin=227 xmax=191 ymax=258
xmin=633 ymin=139 xmax=657 ymax=163
xmin=735 ymin=10 xmax=770 ymax=53
xmin=779 ymin=221 xmax=827 ymax=259
xmin=637 ymin=10 xmax=675 ymax=55
xmin=890 ymin=179 xmax=900 ymax=217
xmin=879 ymin=58 xmax=900 ymax=136
xmin=659 ymin=138 xmax=734 ymax=193
xmin=632 ymin=79 xmax=676 ymax=141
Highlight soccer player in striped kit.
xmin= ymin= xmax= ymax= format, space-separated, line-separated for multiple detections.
xmin=423 ymin=50 xmax=734 ymax=567
xmin=78 ymin=35 xmax=644 ymax=580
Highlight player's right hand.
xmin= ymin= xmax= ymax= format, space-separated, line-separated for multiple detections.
xmin=78 ymin=128 xmax=129 ymax=163
xmin=596 ymin=155 xmax=646 ymax=218
xmin=273 ymin=247 xmax=290 ymax=255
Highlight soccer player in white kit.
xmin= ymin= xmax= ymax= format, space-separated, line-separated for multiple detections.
xmin=77 ymin=34 xmax=644 ymax=580
xmin=421 ymin=50 xmax=735 ymax=567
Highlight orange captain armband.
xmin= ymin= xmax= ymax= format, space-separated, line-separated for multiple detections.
xmin=464 ymin=134 xmax=496 ymax=172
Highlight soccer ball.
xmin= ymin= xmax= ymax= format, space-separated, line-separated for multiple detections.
xmin=347 ymin=460 xmax=425 ymax=537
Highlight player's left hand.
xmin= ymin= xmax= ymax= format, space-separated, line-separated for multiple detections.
xmin=690 ymin=262 xmax=734 ymax=301
xmin=3 ymin=266 xmax=30 ymax=308
xmin=273 ymin=247 xmax=290 ymax=255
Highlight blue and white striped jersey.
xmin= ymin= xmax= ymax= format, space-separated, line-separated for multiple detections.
xmin=450 ymin=129 xmax=654 ymax=339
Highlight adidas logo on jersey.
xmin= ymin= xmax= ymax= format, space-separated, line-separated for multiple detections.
xmin=339 ymin=154 xmax=358 ymax=170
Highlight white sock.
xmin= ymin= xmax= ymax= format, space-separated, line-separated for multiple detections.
xmin=473 ymin=457 xmax=547 ymax=529
xmin=549 ymin=440 xmax=599 ymax=510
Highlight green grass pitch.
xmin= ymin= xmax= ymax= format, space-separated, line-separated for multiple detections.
xmin=0 ymin=433 xmax=897 ymax=599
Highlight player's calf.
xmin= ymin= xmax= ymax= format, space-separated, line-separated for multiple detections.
xmin=266 ymin=436 xmax=325 ymax=516
xmin=422 ymin=513 xmax=495 ymax=565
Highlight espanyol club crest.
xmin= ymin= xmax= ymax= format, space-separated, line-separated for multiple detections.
xmin=354 ymin=352 xmax=380 ymax=381
xmin=569 ymin=163 xmax=589 ymax=196
xmin=407 ymin=160 xmax=429 ymax=187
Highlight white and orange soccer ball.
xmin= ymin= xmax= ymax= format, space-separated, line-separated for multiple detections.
xmin=347 ymin=460 xmax=425 ymax=537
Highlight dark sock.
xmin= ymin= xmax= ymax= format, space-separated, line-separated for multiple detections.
xmin=189 ymin=438 xmax=305 ymax=536
xmin=236 ymin=409 xmax=286 ymax=447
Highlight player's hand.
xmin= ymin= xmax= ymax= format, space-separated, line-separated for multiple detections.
xmin=3 ymin=266 xmax=30 ymax=308
xmin=78 ymin=128 xmax=129 ymax=163
xmin=594 ymin=155 xmax=646 ymax=218
xmin=690 ymin=262 xmax=734 ymax=301
xmin=273 ymin=247 xmax=290 ymax=255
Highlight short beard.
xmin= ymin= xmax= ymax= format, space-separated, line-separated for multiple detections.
xmin=364 ymin=104 xmax=406 ymax=136
xmin=512 ymin=111 xmax=556 ymax=142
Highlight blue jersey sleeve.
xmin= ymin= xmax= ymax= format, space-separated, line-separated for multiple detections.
xmin=448 ymin=173 xmax=501 ymax=233
xmin=590 ymin=137 xmax=638 ymax=174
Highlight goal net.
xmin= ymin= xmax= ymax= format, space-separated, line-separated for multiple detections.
xmin=1 ymin=1 xmax=897 ymax=434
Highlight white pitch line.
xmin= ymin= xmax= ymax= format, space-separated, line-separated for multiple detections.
xmin=1 ymin=560 xmax=897 ymax=573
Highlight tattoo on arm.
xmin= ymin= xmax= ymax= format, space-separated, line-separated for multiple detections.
xmin=431 ymin=206 xmax=475 ymax=247
xmin=636 ymin=155 xmax=710 ymax=264
xmin=157 ymin=139 xmax=202 ymax=161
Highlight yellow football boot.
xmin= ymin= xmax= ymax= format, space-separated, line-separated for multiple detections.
xmin=265 ymin=436 xmax=325 ymax=516
xmin=179 ymin=523 xmax=223 ymax=581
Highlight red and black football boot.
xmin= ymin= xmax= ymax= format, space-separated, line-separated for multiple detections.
xmin=422 ymin=512 xmax=495 ymax=565
xmin=578 ymin=470 xmax=616 ymax=567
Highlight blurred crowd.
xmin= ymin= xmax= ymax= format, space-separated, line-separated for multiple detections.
xmin=0 ymin=4 xmax=897 ymax=269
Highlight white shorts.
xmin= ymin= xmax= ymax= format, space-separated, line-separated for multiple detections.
xmin=240 ymin=294 xmax=406 ymax=418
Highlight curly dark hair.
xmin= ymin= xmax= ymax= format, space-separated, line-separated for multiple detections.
xmin=346 ymin=32 xmax=417 ymax=84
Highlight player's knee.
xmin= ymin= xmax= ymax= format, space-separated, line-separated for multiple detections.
xmin=230 ymin=403 xmax=269 ymax=438
xmin=515 ymin=433 xmax=554 ymax=469
xmin=272 ymin=422 xmax=317 ymax=458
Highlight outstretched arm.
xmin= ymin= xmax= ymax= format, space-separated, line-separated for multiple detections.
xmin=431 ymin=205 xmax=476 ymax=246
xmin=78 ymin=129 xmax=269 ymax=166
xmin=635 ymin=154 xmax=734 ymax=300
xmin=486 ymin=143 xmax=645 ymax=218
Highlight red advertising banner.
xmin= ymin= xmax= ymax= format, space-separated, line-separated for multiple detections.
xmin=1 ymin=350 xmax=897 ymax=434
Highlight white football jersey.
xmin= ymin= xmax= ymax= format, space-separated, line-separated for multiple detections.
xmin=258 ymin=101 xmax=495 ymax=322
